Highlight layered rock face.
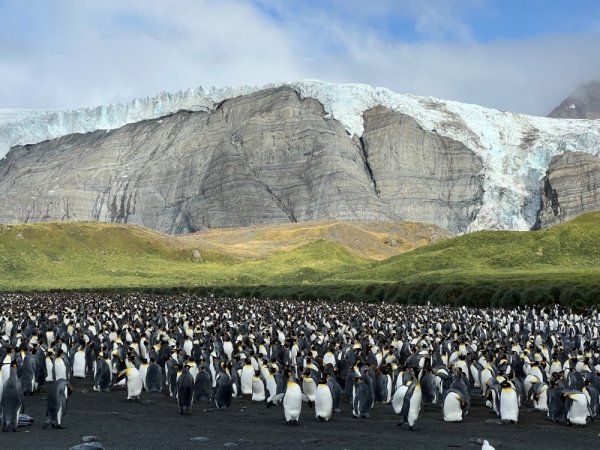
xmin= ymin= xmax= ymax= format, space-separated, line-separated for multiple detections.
xmin=0 ymin=87 xmax=485 ymax=233
xmin=361 ymin=107 xmax=484 ymax=232
xmin=536 ymin=151 xmax=600 ymax=228
xmin=548 ymin=80 xmax=600 ymax=119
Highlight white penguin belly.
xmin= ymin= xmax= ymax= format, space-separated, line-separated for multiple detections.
xmin=252 ymin=378 xmax=266 ymax=402
xmin=391 ymin=385 xmax=409 ymax=414
xmin=302 ymin=380 xmax=316 ymax=402
xmin=315 ymin=386 xmax=333 ymax=421
xmin=241 ymin=368 xmax=253 ymax=395
xmin=407 ymin=387 xmax=422 ymax=427
xmin=54 ymin=360 xmax=67 ymax=381
xmin=500 ymin=389 xmax=519 ymax=422
xmin=127 ymin=372 xmax=143 ymax=399
xmin=443 ymin=393 xmax=463 ymax=422
xmin=45 ymin=359 xmax=54 ymax=382
xmin=568 ymin=396 xmax=589 ymax=425
xmin=534 ymin=389 xmax=548 ymax=411
xmin=139 ymin=365 xmax=148 ymax=390
xmin=283 ymin=386 xmax=302 ymax=421
xmin=73 ymin=352 xmax=86 ymax=378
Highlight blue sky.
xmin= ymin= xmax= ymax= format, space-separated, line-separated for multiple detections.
xmin=1 ymin=0 xmax=599 ymax=115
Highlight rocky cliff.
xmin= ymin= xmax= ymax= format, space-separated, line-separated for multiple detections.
xmin=548 ymin=80 xmax=600 ymax=119
xmin=361 ymin=107 xmax=483 ymax=231
xmin=0 ymin=87 xmax=484 ymax=233
xmin=1 ymin=81 xmax=599 ymax=233
xmin=536 ymin=151 xmax=600 ymax=228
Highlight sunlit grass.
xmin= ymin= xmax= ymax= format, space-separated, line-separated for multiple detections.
xmin=1 ymin=212 xmax=599 ymax=308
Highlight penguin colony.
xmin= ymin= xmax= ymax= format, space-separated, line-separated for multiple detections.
xmin=1 ymin=292 xmax=600 ymax=433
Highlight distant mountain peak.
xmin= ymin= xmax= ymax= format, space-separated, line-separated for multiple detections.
xmin=548 ymin=79 xmax=600 ymax=119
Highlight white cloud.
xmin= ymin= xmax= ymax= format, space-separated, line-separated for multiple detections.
xmin=0 ymin=0 xmax=599 ymax=116
xmin=0 ymin=0 xmax=305 ymax=109
xmin=310 ymin=32 xmax=600 ymax=115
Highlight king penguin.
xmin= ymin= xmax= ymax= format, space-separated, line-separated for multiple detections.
xmin=43 ymin=379 xmax=72 ymax=429
xmin=145 ymin=359 xmax=162 ymax=394
xmin=72 ymin=344 xmax=87 ymax=379
xmin=564 ymin=391 xmax=592 ymax=426
xmin=1 ymin=363 xmax=24 ymax=432
xmin=93 ymin=353 xmax=111 ymax=392
xmin=240 ymin=359 xmax=254 ymax=396
xmin=138 ymin=359 xmax=149 ymax=391
xmin=392 ymin=380 xmax=412 ymax=415
xmin=117 ymin=367 xmax=143 ymax=401
xmin=315 ymin=376 xmax=334 ymax=421
xmin=302 ymin=370 xmax=318 ymax=402
xmin=194 ymin=364 xmax=212 ymax=401
xmin=251 ymin=370 xmax=267 ymax=402
xmin=19 ymin=352 xmax=37 ymax=396
xmin=267 ymin=371 xmax=312 ymax=425
xmin=176 ymin=365 xmax=194 ymax=415
xmin=352 ymin=376 xmax=373 ymax=419
xmin=53 ymin=350 xmax=68 ymax=381
xmin=499 ymin=381 xmax=519 ymax=423
xmin=214 ymin=369 xmax=233 ymax=409
xmin=442 ymin=388 xmax=468 ymax=422
xmin=398 ymin=382 xmax=422 ymax=430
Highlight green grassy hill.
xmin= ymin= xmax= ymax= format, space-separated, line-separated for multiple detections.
xmin=341 ymin=211 xmax=600 ymax=285
xmin=0 ymin=221 xmax=374 ymax=291
xmin=1 ymin=213 xmax=599 ymax=307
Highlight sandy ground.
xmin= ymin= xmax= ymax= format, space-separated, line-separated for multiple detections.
xmin=1 ymin=378 xmax=599 ymax=450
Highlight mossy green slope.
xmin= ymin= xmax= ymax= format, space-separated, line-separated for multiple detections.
xmin=0 ymin=222 xmax=369 ymax=291
xmin=339 ymin=211 xmax=600 ymax=286
xmin=1 ymin=213 xmax=599 ymax=303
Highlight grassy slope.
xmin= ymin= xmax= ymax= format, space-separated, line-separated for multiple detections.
xmin=1 ymin=213 xmax=599 ymax=305
xmin=339 ymin=212 xmax=600 ymax=286
xmin=1 ymin=220 xmax=429 ymax=291
xmin=178 ymin=220 xmax=451 ymax=261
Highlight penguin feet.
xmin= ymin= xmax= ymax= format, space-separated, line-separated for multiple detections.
xmin=52 ymin=424 xmax=65 ymax=429
xmin=409 ymin=426 xmax=417 ymax=432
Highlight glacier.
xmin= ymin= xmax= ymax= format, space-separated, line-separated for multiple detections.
xmin=1 ymin=80 xmax=599 ymax=232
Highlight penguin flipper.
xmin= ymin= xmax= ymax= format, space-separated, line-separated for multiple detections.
xmin=267 ymin=393 xmax=284 ymax=407
xmin=399 ymin=383 xmax=415 ymax=420
xmin=301 ymin=393 xmax=313 ymax=408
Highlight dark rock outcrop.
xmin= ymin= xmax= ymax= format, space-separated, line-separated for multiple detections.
xmin=548 ymin=80 xmax=600 ymax=119
xmin=0 ymin=87 xmax=485 ymax=233
xmin=536 ymin=151 xmax=600 ymax=228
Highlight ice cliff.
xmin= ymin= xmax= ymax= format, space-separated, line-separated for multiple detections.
xmin=1 ymin=80 xmax=598 ymax=232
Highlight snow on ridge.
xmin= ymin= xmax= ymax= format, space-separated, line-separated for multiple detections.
xmin=290 ymin=80 xmax=600 ymax=232
xmin=0 ymin=84 xmax=272 ymax=159
xmin=1 ymin=80 xmax=599 ymax=232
